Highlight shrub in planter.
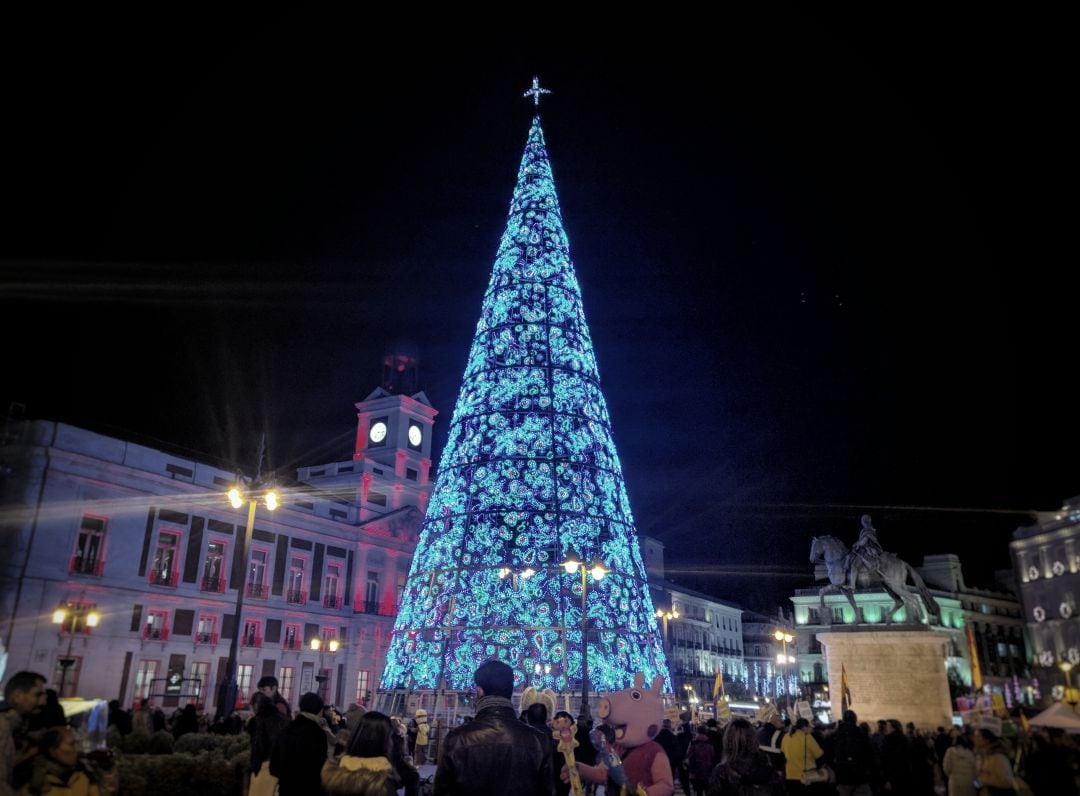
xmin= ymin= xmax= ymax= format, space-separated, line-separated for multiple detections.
xmin=175 ymin=733 xmax=231 ymax=755
xmin=121 ymin=729 xmax=150 ymax=755
xmin=105 ymin=725 xmax=123 ymax=751
xmin=148 ymin=729 xmax=175 ymax=755
xmin=116 ymin=751 xmax=237 ymax=796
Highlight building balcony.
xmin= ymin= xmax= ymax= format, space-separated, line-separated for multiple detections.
xmin=282 ymin=638 xmax=302 ymax=651
xmin=246 ymin=583 xmax=269 ymax=600
xmin=195 ymin=631 xmax=218 ymax=645
xmin=323 ymin=594 xmax=341 ymax=609
xmin=200 ymin=576 xmax=226 ymax=593
xmin=286 ymin=590 xmax=307 ymax=605
xmin=142 ymin=626 xmax=169 ymax=641
xmin=69 ymin=556 xmax=104 ymax=576
xmin=357 ymin=599 xmax=394 ymax=616
xmin=241 ymin=633 xmax=262 ymax=648
xmin=149 ymin=570 xmax=178 ymax=588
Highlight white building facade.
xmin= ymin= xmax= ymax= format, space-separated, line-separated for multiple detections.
xmin=0 ymin=387 xmax=435 ymax=712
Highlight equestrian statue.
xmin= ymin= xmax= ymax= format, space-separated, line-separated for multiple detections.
xmin=809 ymin=515 xmax=940 ymax=624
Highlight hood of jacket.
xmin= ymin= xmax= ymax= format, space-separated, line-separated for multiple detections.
xmin=322 ymin=755 xmax=400 ymax=796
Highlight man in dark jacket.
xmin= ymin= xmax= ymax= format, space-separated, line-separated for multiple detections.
xmin=831 ymin=710 xmax=875 ymax=796
xmin=434 ymin=659 xmax=554 ymax=795
xmin=270 ymin=692 xmax=330 ymax=796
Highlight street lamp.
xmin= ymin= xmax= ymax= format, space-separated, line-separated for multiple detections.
xmin=1060 ymin=661 xmax=1079 ymax=709
xmin=562 ymin=552 xmax=608 ymax=721
xmin=216 ymin=476 xmax=279 ymax=720
xmin=52 ymin=600 xmax=100 ymax=697
xmin=311 ymin=636 xmax=340 ymax=702
xmin=654 ymin=607 xmax=680 ymax=705
xmin=774 ymin=629 xmax=796 ymax=712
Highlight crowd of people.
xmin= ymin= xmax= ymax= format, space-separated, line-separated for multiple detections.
xmin=4 ymin=663 xmax=1080 ymax=796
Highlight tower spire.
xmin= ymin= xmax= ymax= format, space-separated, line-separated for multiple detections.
xmin=380 ymin=114 xmax=669 ymax=696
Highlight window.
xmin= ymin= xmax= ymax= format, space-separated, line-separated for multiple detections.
xmin=72 ymin=516 xmax=106 ymax=575
xmin=808 ymin=608 xmax=820 ymax=624
xmin=396 ymin=574 xmax=407 ymax=609
xmin=367 ymin=491 xmax=387 ymax=507
xmin=365 ymin=571 xmax=379 ymax=612
xmin=284 ymin=624 xmax=301 ymax=651
xmin=202 ymin=541 xmax=226 ymax=592
xmin=196 ymin=615 xmax=217 ymax=645
xmin=242 ymin=619 xmax=261 ymax=648
xmin=237 ymin=664 xmax=254 ymax=706
xmin=144 ymin=610 xmax=169 ymax=640
xmin=189 ymin=662 xmax=210 ymax=703
xmin=324 ymin=563 xmax=342 ymax=608
xmin=356 ymin=670 xmax=370 ymax=705
xmin=248 ymin=549 xmax=269 ymax=598
xmin=406 ymin=468 xmax=418 ymax=481
xmin=278 ymin=667 xmax=295 ymax=702
xmin=287 ymin=558 xmax=306 ymax=604
xmin=134 ymin=660 xmax=159 ymax=702
xmin=151 ymin=532 xmax=179 ymax=587
xmin=831 ymin=607 xmax=845 ymax=623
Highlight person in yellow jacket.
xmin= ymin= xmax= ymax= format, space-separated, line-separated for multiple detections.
xmin=18 ymin=727 xmax=116 ymax=796
xmin=780 ymin=718 xmax=825 ymax=793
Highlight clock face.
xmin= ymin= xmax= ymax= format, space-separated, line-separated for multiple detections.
xmin=369 ymin=421 xmax=388 ymax=444
xmin=408 ymin=424 xmax=423 ymax=447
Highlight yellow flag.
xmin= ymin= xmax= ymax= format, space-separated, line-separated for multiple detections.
xmin=841 ymin=663 xmax=853 ymax=714
xmin=966 ymin=625 xmax=983 ymax=690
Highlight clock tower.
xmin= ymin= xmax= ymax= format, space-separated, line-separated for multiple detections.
xmin=354 ymin=387 xmax=437 ymax=520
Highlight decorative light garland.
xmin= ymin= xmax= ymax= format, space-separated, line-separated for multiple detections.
xmin=379 ymin=116 xmax=671 ymax=694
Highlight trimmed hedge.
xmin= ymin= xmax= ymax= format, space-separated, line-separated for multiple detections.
xmin=109 ymin=732 xmax=250 ymax=795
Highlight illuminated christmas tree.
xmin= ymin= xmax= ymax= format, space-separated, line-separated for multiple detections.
xmin=380 ymin=100 xmax=670 ymax=696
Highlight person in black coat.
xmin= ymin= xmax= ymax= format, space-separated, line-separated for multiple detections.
xmin=829 ymin=710 xmax=876 ymax=793
xmin=249 ymin=693 xmax=289 ymax=777
xmin=434 ymin=659 xmax=554 ymax=796
xmin=270 ymin=691 xmax=331 ymax=796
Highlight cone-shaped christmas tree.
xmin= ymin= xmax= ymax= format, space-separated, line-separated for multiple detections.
xmin=380 ymin=114 xmax=671 ymax=695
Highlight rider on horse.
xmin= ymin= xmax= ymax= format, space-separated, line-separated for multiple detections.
xmin=846 ymin=514 xmax=883 ymax=586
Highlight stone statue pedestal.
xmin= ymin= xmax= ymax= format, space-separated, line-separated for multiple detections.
xmin=818 ymin=628 xmax=952 ymax=730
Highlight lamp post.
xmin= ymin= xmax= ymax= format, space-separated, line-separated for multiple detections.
xmin=562 ymin=553 xmax=608 ymax=722
xmin=311 ymin=637 xmax=340 ymax=702
xmin=1060 ymin=661 xmax=1079 ymax=709
xmin=52 ymin=600 xmax=100 ymax=697
xmin=216 ymin=474 xmax=278 ymax=720
xmin=774 ymin=629 xmax=796 ymax=713
xmin=655 ymin=607 xmax=680 ymax=710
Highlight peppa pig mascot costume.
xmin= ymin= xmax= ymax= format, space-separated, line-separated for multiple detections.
xmin=572 ymin=673 xmax=674 ymax=796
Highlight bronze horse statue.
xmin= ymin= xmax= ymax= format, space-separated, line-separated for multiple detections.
xmin=809 ymin=535 xmax=940 ymax=624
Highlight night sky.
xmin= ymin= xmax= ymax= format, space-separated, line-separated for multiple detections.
xmin=2 ymin=9 xmax=1070 ymax=612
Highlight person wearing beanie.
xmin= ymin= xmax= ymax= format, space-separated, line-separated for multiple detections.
xmin=270 ymin=692 xmax=330 ymax=795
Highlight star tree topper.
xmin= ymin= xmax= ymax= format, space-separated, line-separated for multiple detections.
xmin=523 ymin=75 xmax=552 ymax=107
